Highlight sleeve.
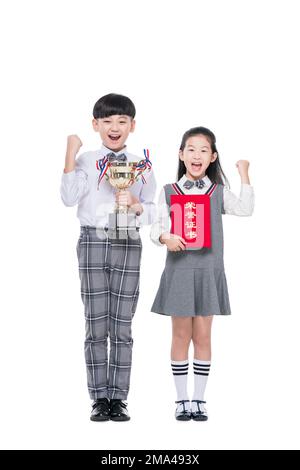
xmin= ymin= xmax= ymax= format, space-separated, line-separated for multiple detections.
xmin=135 ymin=169 xmax=157 ymax=226
xmin=60 ymin=152 xmax=89 ymax=207
xmin=223 ymin=184 xmax=255 ymax=216
xmin=150 ymin=186 xmax=170 ymax=246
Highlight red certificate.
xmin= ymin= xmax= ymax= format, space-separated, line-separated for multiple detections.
xmin=170 ymin=194 xmax=211 ymax=249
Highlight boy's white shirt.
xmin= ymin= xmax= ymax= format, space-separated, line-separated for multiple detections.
xmin=60 ymin=144 xmax=157 ymax=227
xmin=150 ymin=174 xmax=255 ymax=246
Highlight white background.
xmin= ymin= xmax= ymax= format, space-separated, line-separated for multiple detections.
xmin=1 ymin=0 xmax=300 ymax=450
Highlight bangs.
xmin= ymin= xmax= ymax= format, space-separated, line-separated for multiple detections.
xmin=98 ymin=104 xmax=132 ymax=118
xmin=93 ymin=93 xmax=136 ymax=119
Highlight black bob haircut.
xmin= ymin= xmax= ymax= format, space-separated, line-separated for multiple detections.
xmin=93 ymin=93 xmax=136 ymax=119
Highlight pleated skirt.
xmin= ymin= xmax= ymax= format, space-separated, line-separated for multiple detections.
xmin=151 ymin=264 xmax=231 ymax=317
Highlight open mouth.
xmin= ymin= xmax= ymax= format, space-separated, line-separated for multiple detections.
xmin=108 ymin=134 xmax=121 ymax=142
xmin=191 ymin=163 xmax=202 ymax=170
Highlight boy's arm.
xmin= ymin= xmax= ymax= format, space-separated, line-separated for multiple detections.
xmin=60 ymin=135 xmax=89 ymax=207
xmin=135 ymin=169 xmax=157 ymax=225
xmin=223 ymin=160 xmax=254 ymax=216
xmin=116 ymin=170 xmax=157 ymax=224
xmin=64 ymin=135 xmax=82 ymax=173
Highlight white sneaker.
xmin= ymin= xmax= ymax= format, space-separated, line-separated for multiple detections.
xmin=191 ymin=400 xmax=208 ymax=421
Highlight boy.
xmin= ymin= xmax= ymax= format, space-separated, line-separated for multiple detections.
xmin=60 ymin=93 xmax=156 ymax=421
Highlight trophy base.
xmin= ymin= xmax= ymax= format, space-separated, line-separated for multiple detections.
xmin=108 ymin=213 xmax=140 ymax=240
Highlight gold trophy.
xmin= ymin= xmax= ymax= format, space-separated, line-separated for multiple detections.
xmin=107 ymin=161 xmax=143 ymax=239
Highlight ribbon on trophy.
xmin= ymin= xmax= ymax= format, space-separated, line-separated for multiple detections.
xmin=136 ymin=149 xmax=152 ymax=184
xmin=96 ymin=155 xmax=109 ymax=189
xmin=96 ymin=148 xmax=152 ymax=190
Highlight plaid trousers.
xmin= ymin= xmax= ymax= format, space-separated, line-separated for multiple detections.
xmin=76 ymin=226 xmax=142 ymax=400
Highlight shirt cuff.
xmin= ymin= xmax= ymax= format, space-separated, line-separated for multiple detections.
xmin=62 ymin=170 xmax=76 ymax=181
xmin=151 ymin=235 xmax=165 ymax=247
xmin=136 ymin=202 xmax=156 ymax=226
xmin=150 ymin=225 xmax=166 ymax=246
xmin=240 ymin=183 xmax=254 ymax=192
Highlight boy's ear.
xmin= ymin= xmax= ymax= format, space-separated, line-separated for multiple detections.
xmin=130 ymin=119 xmax=136 ymax=133
xmin=92 ymin=118 xmax=99 ymax=131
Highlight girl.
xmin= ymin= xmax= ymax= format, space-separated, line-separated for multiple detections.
xmin=150 ymin=127 xmax=254 ymax=421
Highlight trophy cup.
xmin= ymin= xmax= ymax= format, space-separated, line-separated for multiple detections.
xmin=96 ymin=150 xmax=152 ymax=239
xmin=107 ymin=161 xmax=139 ymax=239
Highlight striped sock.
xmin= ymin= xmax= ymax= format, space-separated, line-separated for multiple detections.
xmin=192 ymin=359 xmax=211 ymax=409
xmin=171 ymin=360 xmax=189 ymax=403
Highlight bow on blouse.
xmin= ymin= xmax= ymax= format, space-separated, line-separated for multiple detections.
xmin=183 ymin=178 xmax=205 ymax=190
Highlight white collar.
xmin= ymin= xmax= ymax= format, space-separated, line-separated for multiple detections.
xmin=179 ymin=174 xmax=211 ymax=187
xmin=100 ymin=144 xmax=128 ymax=157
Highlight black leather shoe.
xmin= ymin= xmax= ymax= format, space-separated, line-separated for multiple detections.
xmin=110 ymin=399 xmax=130 ymax=421
xmin=90 ymin=398 xmax=110 ymax=421
xmin=175 ymin=400 xmax=191 ymax=421
xmin=191 ymin=400 xmax=208 ymax=421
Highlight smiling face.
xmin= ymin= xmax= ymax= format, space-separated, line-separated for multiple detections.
xmin=92 ymin=114 xmax=135 ymax=152
xmin=179 ymin=135 xmax=217 ymax=180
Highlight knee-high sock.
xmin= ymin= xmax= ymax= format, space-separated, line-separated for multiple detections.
xmin=192 ymin=359 xmax=211 ymax=404
xmin=171 ymin=360 xmax=189 ymax=401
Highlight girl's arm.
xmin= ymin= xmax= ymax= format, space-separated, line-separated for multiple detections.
xmin=150 ymin=187 xmax=186 ymax=250
xmin=223 ymin=160 xmax=254 ymax=216
xmin=150 ymin=187 xmax=170 ymax=246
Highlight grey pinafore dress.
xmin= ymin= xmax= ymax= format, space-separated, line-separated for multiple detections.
xmin=151 ymin=182 xmax=231 ymax=317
